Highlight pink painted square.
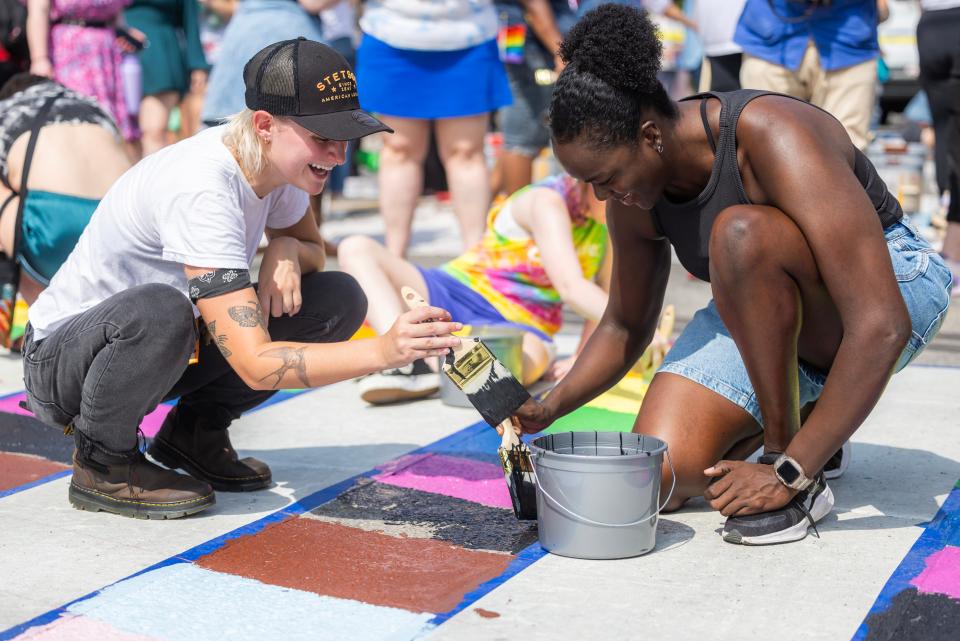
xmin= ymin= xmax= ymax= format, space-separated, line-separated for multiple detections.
xmin=910 ymin=545 xmax=960 ymax=601
xmin=374 ymin=454 xmax=512 ymax=510
xmin=14 ymin=614 xmax=160 ymax=641
xmin=0 ymin=393 xmax=172 ymax=438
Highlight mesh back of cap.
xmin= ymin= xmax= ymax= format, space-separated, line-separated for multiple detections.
xmin=245 ymin=41 xmax=298 ymax=114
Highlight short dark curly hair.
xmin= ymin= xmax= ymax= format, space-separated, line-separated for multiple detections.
xmin=550 ymin=5 xmax=678 ymax=150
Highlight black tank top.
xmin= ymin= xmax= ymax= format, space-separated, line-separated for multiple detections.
xmin=650 ymin=89 xmax=903 ymax=282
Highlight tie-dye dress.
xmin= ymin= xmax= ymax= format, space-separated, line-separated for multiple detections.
xmin=439 ymin=174 xmax=607 ymax=339
xmin=48 ymin=0 xmax=139 ymax=141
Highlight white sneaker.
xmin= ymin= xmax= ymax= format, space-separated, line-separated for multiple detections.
xmin=823 ymin=440 xmax=851 ymax=480
xmin=358 ymin=360 xmax=438 ymax=405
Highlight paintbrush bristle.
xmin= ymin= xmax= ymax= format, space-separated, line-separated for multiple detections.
xmin=499 ymin=442 xmax=537 ymax=520
xmin=444 ymin=339 xmax=530 ymax=427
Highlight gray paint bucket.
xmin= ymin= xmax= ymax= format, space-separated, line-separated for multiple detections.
xmin=439 ymin=327 xmax=524 ymax=408
xmin=529 ymin=432 xmax=675 ymax=559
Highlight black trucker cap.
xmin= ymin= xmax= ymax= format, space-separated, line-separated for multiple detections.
xmin=244 ymin=37 xmax=393 ymax=141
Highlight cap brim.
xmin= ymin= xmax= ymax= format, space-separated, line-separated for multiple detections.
xmin=290 ymin=109 xmax=393 ymax=141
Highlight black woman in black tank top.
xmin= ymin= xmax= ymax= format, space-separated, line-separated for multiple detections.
xmin=512 ymin=5 xmax=951 ymax=541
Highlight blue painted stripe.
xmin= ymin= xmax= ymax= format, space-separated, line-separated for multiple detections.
xmin=0 ymin=418 xmax=508 ymax=641
xmin=0 ymin=469 xmax=71 ymax=499
xmin=851 ymin=481 xmax=960 ymax=640
xmin=0 ymin=388 xmax=319 ymax=501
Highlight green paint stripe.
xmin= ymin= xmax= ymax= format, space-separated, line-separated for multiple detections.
xmin=541 ymin=406 xmax=635 ymax=435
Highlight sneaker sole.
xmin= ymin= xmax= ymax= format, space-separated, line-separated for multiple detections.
xmin=824 ymin=443 xmax=851 ymax=480
xmin=148 ymin=438 xmax=271 ymax=493
xmin=722 ymin=485 xmax=835 ymax=546
xmin=68 ymin=482 xmax=215 ymax=520
xmin=360 ymin=385 xmax=439 ymax=405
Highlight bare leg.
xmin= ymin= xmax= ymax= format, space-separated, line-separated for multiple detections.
xmin=336 ymin=234 xmax=428 ymax=335
xmin=520 ymin=332 xmax=552 ymax=386
xmin=18 ymin=273 xmax=44 ymax=305
xmin=633 ymin=372 xmax=762 ymax=511
xmin=377 ymin=117 xmax=431 ymax=256
xmin=139 ymin=91 xmax=180 ymax=156
xmin=435 ymin=114 xmax=489 ymax=251
xmin=708 ymin=205 xmax=843 ymax=453
xmin=179 ymin=91 xmax=204 ymax=140
xmin=498 ymin=149 xmax=536 ymax=197
xmin=942 ymin=221 xmax=960 ymax=261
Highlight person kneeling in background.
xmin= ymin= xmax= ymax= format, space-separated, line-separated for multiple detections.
xmin=339 ymin=173 xmax=612 ymax=404
xmin=0 ymin=73 xmax=131 ymax=306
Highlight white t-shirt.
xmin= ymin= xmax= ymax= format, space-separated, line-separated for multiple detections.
xmin=359 ymin=0 xmax=498 ymax=51
xmin=694 ymin=0 xmax=746 ymax=57
xmin=29 ymin=126 xmax=309 ymax=340
xmin=921 ymin=0 xmax=960 ymax=10
xmin=322 ymin=1 xmax=357 ymax=43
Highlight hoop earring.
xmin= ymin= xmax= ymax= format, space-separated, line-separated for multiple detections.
xmin=655 ymin=141 xmax=664 ymax=154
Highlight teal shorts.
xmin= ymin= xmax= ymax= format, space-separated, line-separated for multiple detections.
xmin=19 ymin=190 xmax=98 ymax=285
xmin=659 ymin=219 xmax=954 ymax=425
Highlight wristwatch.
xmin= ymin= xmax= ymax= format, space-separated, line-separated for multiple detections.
xmin=773 ymin=454 xmax=813 ymax=491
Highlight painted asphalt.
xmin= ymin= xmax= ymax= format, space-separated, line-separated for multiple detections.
xmin=1 ymin=200 xmax=958 ymax=640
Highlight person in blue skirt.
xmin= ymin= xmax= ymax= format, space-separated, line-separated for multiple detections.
xmin=356 ymin=0 xmax=514 ymax=257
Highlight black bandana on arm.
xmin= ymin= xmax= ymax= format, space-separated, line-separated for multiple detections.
xmin=188 ymin=268 xmax=252 ymax=303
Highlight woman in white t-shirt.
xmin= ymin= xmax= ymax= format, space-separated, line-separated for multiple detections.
xmin=22 ymin=39 xmax=463 ymax=521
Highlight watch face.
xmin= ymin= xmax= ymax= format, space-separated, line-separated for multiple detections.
xmin=776 ymin=460 xmax=801 ymax=485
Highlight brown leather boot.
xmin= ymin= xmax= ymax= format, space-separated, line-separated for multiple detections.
xmin=69 ymin=449 xmax=215 ymax=519
xmin=147 ymin=407 xmax=271 ymax=492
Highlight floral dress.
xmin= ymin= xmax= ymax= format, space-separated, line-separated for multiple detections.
xmin=49 ymin=0 xmax=139 ymax=141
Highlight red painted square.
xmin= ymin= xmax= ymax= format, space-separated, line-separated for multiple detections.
xmin=0 ymin=451 xmax=69 ymax=492
xmin=196 ymin=517 xmax=513 ymax=613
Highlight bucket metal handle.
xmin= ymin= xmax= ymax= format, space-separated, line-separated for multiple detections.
xmin=530 ymin=447 xmax=676 ymax=529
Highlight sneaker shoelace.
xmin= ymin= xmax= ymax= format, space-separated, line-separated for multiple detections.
xmin=793 ymin=480 xmax=824 ymax=538
xmin=756 ymin=451 xmax=822 ymax=538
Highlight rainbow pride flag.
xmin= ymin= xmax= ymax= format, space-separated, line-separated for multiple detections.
xmin=498 ymin=24 xmax=526 ymax=64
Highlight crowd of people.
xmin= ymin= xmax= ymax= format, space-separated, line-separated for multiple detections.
xmin=0 ymin=0 xmax=955 ymax=550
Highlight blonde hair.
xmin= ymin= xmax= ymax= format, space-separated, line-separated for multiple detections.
xmin=222 ymin=109 xmax=277 ymax=178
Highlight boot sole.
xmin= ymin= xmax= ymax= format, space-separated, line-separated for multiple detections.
xmin=360 ymin=385 xmax=439 ymax=405
xmin=148 ymin=438 xmax=272 ymax=493
xmin=69 ymin=482 xmax=215 ymax=520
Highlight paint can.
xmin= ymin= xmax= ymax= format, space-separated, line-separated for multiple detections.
xmin=528 ymin=432 xmax=675 ymax=559
xmin=439 ymin=326 xmax=524 ymax=408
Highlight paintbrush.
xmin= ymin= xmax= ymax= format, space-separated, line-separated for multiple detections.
xmin=498 ymin=418 xmax=538 ymax=520
xmin=400 ymin=286 xmax=537 ymax=520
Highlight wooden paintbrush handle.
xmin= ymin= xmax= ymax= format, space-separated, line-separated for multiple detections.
xmin=401 ymin=286 xmax=472 ymax=360
xmin=400 ymin=286 xmax=428 ymax=311
xmin=500 ymin=419 xmax=520 ymax=446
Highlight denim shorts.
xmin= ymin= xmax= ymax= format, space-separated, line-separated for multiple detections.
xmin=500 ymin=45 xmax=554 ymax=157
xmin=659 ymin=219 xmax=953 ymax=425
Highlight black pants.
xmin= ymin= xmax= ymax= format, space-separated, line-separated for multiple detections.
xmin=917 ymin=6 xmax=960 ymax=224
xmin=23 ymin=271 xmax=367 ymax=453
xmin=708 ymin=53 xmax=742 ymax=93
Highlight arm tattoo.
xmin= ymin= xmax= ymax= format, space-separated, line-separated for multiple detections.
xmin=259 ymin=346 xmax=309 ymax=389
xmin=228 ymin=300 xmax=267 ymax=330
xmin=203 ymin=320 xmax=232 ymax=358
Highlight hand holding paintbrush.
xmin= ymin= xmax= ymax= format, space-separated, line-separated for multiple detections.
xmin=379 ymin=295 xmax=462 ymax=368
xmin=401 ymin=286 xmax=538 ymax=520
